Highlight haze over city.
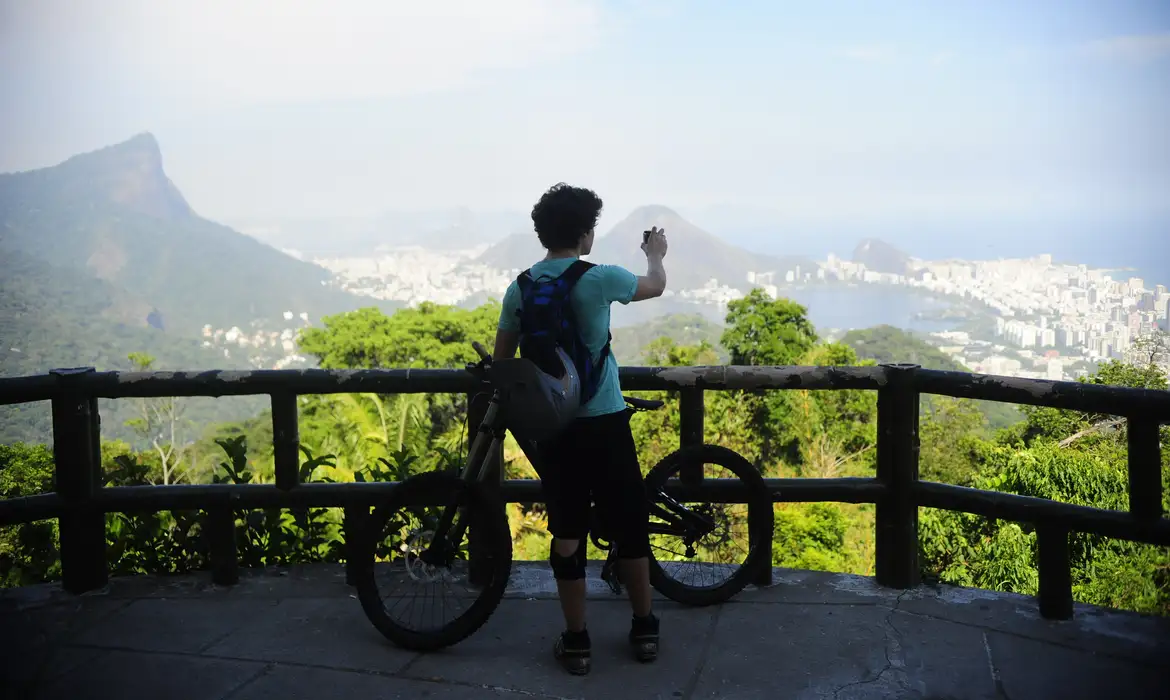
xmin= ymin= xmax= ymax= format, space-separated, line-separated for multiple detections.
xmin=3 ymin=0 xmax=1168 ymax=249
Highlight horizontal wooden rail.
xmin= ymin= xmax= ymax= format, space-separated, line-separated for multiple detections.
xmin=914 ymin=481 xmax=1170 ymax=546
xmin=0 ymin=365 xmax=890 ymax=405
xmin=0 ymin=477 xmax=888 ymax=525
xmin=0 ymin=493 xmax=63 ymax=525
xmin=6 ymin=365 xmax=1169 ymax=417
xmin=915 ymin=368 xmax=1170 ymax=419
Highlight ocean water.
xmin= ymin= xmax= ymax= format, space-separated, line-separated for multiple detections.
xmin=779 ymin=285 xmax=958 ymax=334
xmin=609 ymin=284 xmax=959 ymax=334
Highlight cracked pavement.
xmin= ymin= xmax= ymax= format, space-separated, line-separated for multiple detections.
xmin=2 ymin=563 xmax=1168 ymax=700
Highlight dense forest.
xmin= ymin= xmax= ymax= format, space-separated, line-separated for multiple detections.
xmin=2 ymin=288 xmax=1168 ymax=617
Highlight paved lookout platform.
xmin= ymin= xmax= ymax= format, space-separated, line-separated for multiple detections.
xmin=2 ymin=562 xmax=1168 ymax=700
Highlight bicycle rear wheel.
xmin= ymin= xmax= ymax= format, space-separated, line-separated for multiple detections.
xmin=352 ymin=470 xmax=513 ymax=651
xmin=645 ymin=444 xmax=773 ymax=606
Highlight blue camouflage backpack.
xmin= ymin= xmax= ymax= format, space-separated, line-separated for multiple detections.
xmin=491 ymin=260 xmax=612 ymax=440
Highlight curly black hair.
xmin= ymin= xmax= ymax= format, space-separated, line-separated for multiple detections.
xmin=530 ymin=183 xmax=603 ymax=250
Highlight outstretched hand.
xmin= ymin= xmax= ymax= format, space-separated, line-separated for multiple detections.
xmin=641 ymin=226 xmax=668 ymax=259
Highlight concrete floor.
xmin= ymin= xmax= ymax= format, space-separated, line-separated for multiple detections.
xmin=2 ymin=562 xmax=1168 ymax=700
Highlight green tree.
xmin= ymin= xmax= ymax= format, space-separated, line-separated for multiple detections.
xmin=919 ymin=396 xmax=987 ymax=485
xmin=124 ymin=352 xmax=191 ymax=485
xmin=919 ymin=360 xmax=1170 ymax=615
xmin=721 ymin=289 xmax=818 ymax=366
xmin=295 ymin=302 xmax=499 ymax=480
xmin=0 ymin=443 xmax=58 ymax=586
xmin=643 ymin=337 xmax=721 ymax=367
xmin=298 ymin=302 xmax=498 ymax=370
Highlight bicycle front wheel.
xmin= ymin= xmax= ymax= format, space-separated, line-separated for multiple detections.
xmin=645 ymin=444 xmax=773 ymax=606
xmin=352 ymin=470 xmax=513 ymax=651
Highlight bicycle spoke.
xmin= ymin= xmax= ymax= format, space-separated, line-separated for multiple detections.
xmin=369 ymin=504 xmax=481 ymax=634
xmin=648 ymin=460 xmax=757 ymax=591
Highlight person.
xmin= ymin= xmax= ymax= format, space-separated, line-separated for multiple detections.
xmin=491 ymin=183 xmax=669 ymax=675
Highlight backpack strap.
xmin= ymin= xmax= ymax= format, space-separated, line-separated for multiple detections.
xmin=559 ymin=259 xmax=596 ymax=286
xmin=513 ymin=260 xmax=596 ymax=323
xmin=557 ymin=261 xmax=612 ymax=376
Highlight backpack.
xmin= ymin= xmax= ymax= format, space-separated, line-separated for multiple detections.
xmin=490 ymin=260 xmax=612 ymax=441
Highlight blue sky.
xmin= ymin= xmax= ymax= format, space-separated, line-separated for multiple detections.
xmin=2 ymin=0 xmax=1168 ymax=233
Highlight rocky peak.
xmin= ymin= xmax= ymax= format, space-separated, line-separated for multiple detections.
xmin=52 ymin=132 xmax=193 ymax=220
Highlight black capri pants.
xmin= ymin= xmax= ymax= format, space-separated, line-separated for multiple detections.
xmin=533 ymin=409 xmax=651 ymax=559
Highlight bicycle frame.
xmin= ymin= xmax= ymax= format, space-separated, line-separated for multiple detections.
xmin=419 ymin=389 xmax=508 ymax=563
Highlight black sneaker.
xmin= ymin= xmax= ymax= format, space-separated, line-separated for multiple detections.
xmin=553 ymin=629 xmax=591 ymax=675
xmin=629 ymin=613 xmax=659 ymax=662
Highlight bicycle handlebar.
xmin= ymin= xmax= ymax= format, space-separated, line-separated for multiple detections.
xmin=466 ymin=341 xmax=492 ymax=381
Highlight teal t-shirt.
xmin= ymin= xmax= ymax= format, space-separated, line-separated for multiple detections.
xmin=498 ymin=258 xmax=638 ymax=417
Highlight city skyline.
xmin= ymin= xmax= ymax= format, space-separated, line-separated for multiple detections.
xmin=196 ymin=241 xmax=1170 ymax=384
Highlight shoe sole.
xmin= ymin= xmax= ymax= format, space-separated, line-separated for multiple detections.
xmin=561 ymin=660 xmax=591 ymax=675
xmin=554 ymin=637 xmax=591 ymax=675
xmin=632 ymin=639 xmax=658 ymax=663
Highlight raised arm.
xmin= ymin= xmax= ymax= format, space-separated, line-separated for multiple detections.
xmin=631 ymin=226 xmax=668 ymax=301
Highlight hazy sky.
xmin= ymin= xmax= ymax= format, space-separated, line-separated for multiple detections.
xmin=3 ymin=0 xmax=1169 ymax=226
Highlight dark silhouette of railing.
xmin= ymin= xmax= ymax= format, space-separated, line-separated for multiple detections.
xmin=1 ymin=364 xmax=1167 ymax=621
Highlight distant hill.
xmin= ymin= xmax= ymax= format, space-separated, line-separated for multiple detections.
xmin=595 ymin=206 xmax=811 ymax=291
xmin=0 ymin=249 xmax=265 ymax=443
xmin=611 ymin=313 xmax=727 ymax=365
xmin=0 ymin=250 xmax=245 ymax=377
xmin=474 ymin=232 xmax=546 ymax=272
xmin=852 ymin=238 xmax=911 ymax=276
xmin=473 ymin=205 xmax=813 ymax=291
xmin=841 ymin=325 xmax=1019 ymax=429
xmin=0 ymin=133 xmax=391 ymax=335
xmin=840 ymin=325 xmax=965 ymax=371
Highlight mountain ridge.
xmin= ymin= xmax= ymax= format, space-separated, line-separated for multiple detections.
xmin=0 ymin=133 xmax=394 ymax=335
xmin=474 ymin=204 xmax=813 ymax=290
xmin=852 ymin=238 xmax=911 ymax=276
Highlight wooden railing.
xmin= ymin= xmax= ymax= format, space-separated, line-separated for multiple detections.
xmin=1 ymin=364 xmax=1167 ymax=620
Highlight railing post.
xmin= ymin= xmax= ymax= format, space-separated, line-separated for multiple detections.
xmin=1037 ymin=525 xmax=1073 ymax=620
xmin=679 ymin=388 xmax=705 ymax=448
xmin=50 ymin=368 xmax=108 ymax=594
xmin=875 ymin=363 xmax=921 ymax=589
xmin=207 ymin=506 xmax=238 ymax=586
xmin=344 ymin=505 xmax=367 ymax=586
xmin=678 ymin=386 xmax=705 ymax=476
xmin=271 ymin=392 xmax=300 ymax=491
xmin=1126 ymin=417 xmax=1162 ymax=521
xmin=467 ymin=390 xmax=503 ymax=586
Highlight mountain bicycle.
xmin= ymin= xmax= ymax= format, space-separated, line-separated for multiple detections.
xmin=353 ymin=341 xmax=774 ymax=651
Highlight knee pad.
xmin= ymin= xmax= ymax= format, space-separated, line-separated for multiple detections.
xmin=549 ymin=540 xmax=587 ymax=581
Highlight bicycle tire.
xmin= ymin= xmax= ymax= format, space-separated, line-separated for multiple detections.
xmin=352 ymin=470 xmax=513 ymax=651
xmin=645 ymin=444 xmax=773 ymax=607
